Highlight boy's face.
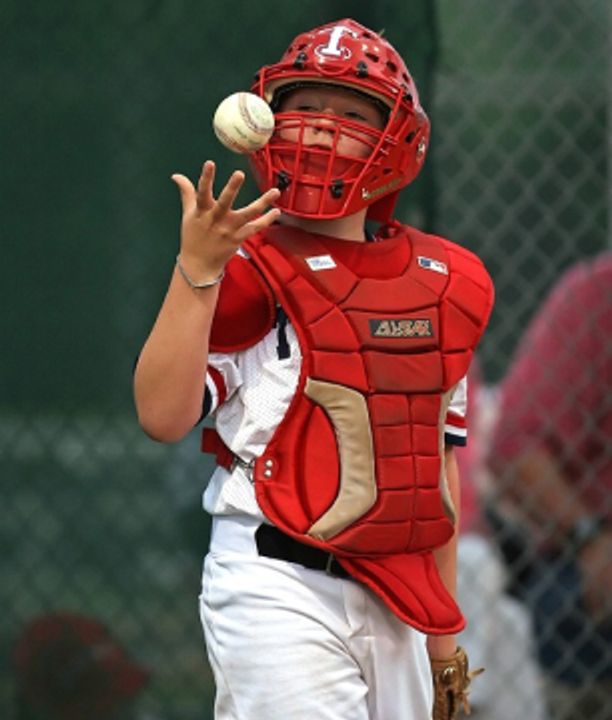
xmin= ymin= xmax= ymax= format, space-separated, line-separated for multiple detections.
xmin=277 ymin=85 xmax=386 ymax=159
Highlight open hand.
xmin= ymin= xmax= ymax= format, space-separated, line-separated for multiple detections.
xmin=171 ymin=160 xmax=280 ymax=282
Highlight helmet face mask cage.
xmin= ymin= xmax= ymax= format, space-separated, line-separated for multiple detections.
xmin=256 ymin=105 xmax=394 ymax=219
xmin=249 ymin=19 xmax=430 ymax=222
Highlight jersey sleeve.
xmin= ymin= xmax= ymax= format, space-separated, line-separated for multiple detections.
xmin=202 ymin=352 xmax=242 ymax=418
xmin=445 ymin=375 xmax=468 ymax=446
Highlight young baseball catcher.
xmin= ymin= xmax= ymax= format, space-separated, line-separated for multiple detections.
xmin=135 ymin=18 xmax=493 ymax=719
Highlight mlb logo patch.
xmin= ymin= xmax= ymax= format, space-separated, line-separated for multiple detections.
xmin=418 ymin=256 xmax=448 ymax=275
xmin=305 ymin=254 xmax=337 ymax=271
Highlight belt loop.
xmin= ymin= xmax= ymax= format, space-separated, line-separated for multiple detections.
xmin=325 ymin=553 xmax=335 ymax=576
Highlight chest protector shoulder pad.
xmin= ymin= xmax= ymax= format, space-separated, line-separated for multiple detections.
xmin=209 ymin=251 xmax=276 ymax=353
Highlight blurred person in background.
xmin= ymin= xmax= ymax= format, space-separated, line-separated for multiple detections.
xmin=455 ymin=360 xmax=548 ymax=720
xmin=12 ymin=612 xmax=149 ymax=720
xmin=487 ymin=253 xmax=612 ymax=720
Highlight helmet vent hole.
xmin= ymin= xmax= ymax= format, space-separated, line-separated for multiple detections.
xmin=365 ymin=52 xmax=379 ymax=63
xmin=386 ymin=61 xmax=398 ymax=73
xmin=406 ymin=131 xmax=416 ymax=143
xmin=294 ymin=52 xmax=307 ymax=69
xmin=356 ymin=61 xmax=368 ymax=78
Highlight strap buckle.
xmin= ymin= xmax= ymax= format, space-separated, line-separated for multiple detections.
xmin=231 ymin=455 xmax=255 ymax=481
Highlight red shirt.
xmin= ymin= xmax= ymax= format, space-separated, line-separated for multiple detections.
xmin=489 ymin=253 xmax=612 ymax=519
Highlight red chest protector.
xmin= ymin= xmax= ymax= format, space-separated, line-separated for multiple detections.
xmin=207 ymin=223 xmax=494 ymax=633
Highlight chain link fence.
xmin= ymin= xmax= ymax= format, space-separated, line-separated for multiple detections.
xmin=433 ymin=4 xmax=610 ymax=720
xmin=2 ymin=1 xmax=609 ymax=718
xmin=434 ymin=0 xmax=610 ymax=380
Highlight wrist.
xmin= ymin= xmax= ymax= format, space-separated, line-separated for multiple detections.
xmin=176 ymin=254 xmax=225 ymax=289
xmin=427 ymin=634 xmax=457 ymax=660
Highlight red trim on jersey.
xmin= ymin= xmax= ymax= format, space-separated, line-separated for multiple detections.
xmin=445 ymin=411 xmax=467 ymax=430
xmin=208 ymin=366 xmax=227 ymax=408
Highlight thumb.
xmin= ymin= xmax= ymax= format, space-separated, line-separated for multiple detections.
xmin=171 ymin=173 xmax=196 ymax=213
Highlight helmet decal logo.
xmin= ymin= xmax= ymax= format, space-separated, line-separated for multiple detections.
xmin=362 ymin=177 xmax=402 ymax=201
xmin=315 ymin=25 xmax=357 ymax=60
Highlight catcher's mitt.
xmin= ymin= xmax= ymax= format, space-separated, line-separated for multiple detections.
xmin=431 ymin=646 xmax=483 ymax=720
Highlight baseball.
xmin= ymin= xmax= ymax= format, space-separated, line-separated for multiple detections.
xmin=213 ymin=92 xmax=275 ymax=154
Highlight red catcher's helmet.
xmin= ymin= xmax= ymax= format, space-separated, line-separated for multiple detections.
xmin=249 ymin=19 xmax=430 ymax=222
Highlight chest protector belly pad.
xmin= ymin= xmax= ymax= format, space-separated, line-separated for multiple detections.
xmin=209 ymin=223 xmax=494 ymax=634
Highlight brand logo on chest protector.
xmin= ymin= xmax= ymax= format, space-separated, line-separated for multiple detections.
xmin=305 ymin=254 xmax=337 ymax=271
xmin=369 ymin=318 xmax=434 ymax=338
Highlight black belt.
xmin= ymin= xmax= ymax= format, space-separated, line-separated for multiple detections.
xmin=255 ymin=524 xmax=350 ymax=579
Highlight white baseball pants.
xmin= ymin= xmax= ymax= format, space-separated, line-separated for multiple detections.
xmin=199 ymin=516 xmax=433 ymax=720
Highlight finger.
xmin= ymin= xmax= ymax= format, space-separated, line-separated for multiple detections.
xmin=196 ymin=160 xmax=216 ymax=211
xmin=171 ymin=174 xmax=196 ymax=214
xmin=235 ymin=207 xmax=282 ymax=242
xmin=213 ymin=170 xmax=246 ymax=217
xmin=235 ymin=187 xmax=281 ymax=223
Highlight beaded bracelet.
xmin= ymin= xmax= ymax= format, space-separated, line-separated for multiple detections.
xmin=176 ymin=255 xmax=225 ymax=289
